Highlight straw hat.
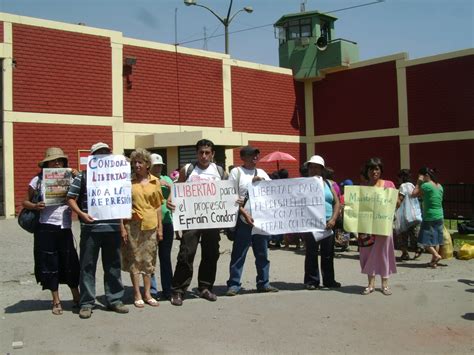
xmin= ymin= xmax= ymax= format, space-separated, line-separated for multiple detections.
xmin=38 ymin=147 xmax=68 ymax=168
xmin=90 ymin=142 xmax=111 ymax=154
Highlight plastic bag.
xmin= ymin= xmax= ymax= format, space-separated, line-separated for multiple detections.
xmin=439 ymin=226 xmax=453 ymax=259
xmin=457 ymin=243 xmax=474 ymax=260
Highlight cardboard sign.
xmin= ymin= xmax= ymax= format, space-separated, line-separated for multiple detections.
xmin=343 ymin=186 xmax=398 ymax=237
xmin=86 ymin=154 xmax=132 ymax=220
xmin=43 ymin=168 xmax=73 ymax=206
xmin=172 ymin=180 xmax=239 ymax=231
xmin=248 ymin=177 xmax=326 ymax=235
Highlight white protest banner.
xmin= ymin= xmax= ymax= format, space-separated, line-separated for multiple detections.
xmin=172 ymin=180 xmax=239 ymax=231
xmin=87 ymin=154 xmax=132 ymax=220
xmin=43 ymin=168 xmax=73 ymax=206
xmin=248 ymin=177 xmax=326 ymax=235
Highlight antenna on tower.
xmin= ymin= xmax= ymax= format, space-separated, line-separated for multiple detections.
xmin=300 ymin=0 xmax=307 ymax=12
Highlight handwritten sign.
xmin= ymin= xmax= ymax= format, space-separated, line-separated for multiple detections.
xmin=87 ymin=154 xmax=132 ymax=220
xmin=248 ymin=177 xmax=326 ymax=235
xmin=343 ymin=186 xmax=398 ymax=236
xmin=43 ymin=168 xmax=73 ymax=206
xmin=172 ymin=180 xmax=239 ymax=231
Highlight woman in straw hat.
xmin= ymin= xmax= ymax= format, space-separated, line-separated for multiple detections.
xmin=22 ymin=147 xmax=80 ymax=315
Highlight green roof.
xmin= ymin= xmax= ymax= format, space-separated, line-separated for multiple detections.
xmin=274 ymin=10 xmax=338 ymax=26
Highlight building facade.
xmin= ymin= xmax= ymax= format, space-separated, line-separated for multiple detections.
xmin=0 ymin=13 xmax=472 ymax=217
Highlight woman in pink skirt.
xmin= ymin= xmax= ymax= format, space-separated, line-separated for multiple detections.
xmin=359 ymin=157 xmax=397 ymax=296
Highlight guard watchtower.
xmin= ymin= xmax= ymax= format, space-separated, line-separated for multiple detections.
xmin=274 ymin=10 xmax=359 ymax=79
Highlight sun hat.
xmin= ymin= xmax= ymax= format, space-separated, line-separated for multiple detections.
xmin=90 ymin=142 xmax=111 ymax=154
xmin=150 ymin=153 xmax=165 ymax=166
xmin=38 ymin=147 xmax=68 ymax=167
xmin=240 ymin=145 xmax=260 ymax=157
xmin=305 ymin=155 xmax=325 ymax=167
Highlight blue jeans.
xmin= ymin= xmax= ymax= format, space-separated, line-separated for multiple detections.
xmin=79 ymin=229 xmax=124 ymax=308
xmin=227 ymin=219 xmax=271 ymax=291
xmin=150 ymin=223 xmax=174 ymax=297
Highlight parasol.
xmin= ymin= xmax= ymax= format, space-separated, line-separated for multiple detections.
xmin=259 ymin=151 xmax=297 ymax=170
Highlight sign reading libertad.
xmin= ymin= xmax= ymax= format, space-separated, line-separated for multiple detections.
xmin=172 ymin=180 xmax=239 ymax=231
xmin=248 ymin=177 xmax=326 ymax=235
xmin=86 ymin=154 xmax=132 ymax=220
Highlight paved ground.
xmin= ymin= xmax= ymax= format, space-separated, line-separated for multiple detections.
xmin=1 ymin=219 xmax=473 ymax=354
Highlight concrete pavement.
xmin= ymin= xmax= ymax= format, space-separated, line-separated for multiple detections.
xmin=1 ymin=219 xmax=473 ymax=354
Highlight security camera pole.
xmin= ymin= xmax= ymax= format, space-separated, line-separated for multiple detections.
xmin=184 ymin=0 xmax=253 ymax=54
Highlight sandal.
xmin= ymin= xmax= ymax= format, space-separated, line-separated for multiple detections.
xmin=144 ymin=298 xmax=160 ymax=307
xmin=400 ymin=253 xmax=410 ymax=261
xmin=381 ymin=287 xmax=392 ymax=296
xmin=134 ymin=299 xmax=145 ymax=308
xmin=52 ymin=302 xmax=63 ymax=315
xmin=362 ymin=287 xmax=374 ymax=295
xmin=413 ymin=248 xmax=423 ymax=259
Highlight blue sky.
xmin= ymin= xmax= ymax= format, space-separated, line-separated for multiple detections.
xmin=1 ymin=0 xmax=472 ymax=66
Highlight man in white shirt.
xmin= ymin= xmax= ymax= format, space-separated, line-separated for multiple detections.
xmin=226 ymin=146 xmax=279 ymax=296
xmin=170 ymin=139 xmax=226 ymax=306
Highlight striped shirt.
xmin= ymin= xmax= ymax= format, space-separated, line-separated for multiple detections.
xmin=67 ymin=172 xmax=121 ymax=232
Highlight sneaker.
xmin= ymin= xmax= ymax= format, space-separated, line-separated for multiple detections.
xmin=170 ymin=293 xmax=183 ymax=306
xmin=108 ymin=302 xmax=129 ymax=314
xmin=226 ymin=287 xmax=239 ymax=297
xmin=257 ymin=285 xmax=279 ymax=293
xmin=199 ymin=289 xmax=217 ymax=302
xmin=79 ymin=307 xmax=92 ymax=319
xmin=305 ymin=284 xmax=319 ymax=290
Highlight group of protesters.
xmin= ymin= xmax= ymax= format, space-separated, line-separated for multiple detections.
xmin=22 ymin=138 xmax=444 ymax=318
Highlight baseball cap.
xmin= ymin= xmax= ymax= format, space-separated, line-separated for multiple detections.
xmin=90 ymin=142 xmax=111 ymax=154
xmin=240 ymin=145 xmax=260 ymax=157
xmin=150 ymin=153 xmax=165 ymax=166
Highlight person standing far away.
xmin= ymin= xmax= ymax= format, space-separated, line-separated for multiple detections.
xmin=149 ymin=153 xmax=175 ymax=300
xmin=226 ymin=146 xmax=279 ymax=296
xmin=169 ymin=139 xmax=227 ymax=306
xmin=66 ymin=142 xmax=129 ymax=319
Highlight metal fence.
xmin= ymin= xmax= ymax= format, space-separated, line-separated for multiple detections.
xmin=443 ymin=184 xmax=474 ymax=221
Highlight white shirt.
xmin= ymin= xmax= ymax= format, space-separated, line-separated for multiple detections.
xmin=187 ymin=163 xmax=222 ymax=182
xmin=29 ymin=175 xmax=72 ymax=228
xmin=229 ymin=166 xmax=270 ymax=224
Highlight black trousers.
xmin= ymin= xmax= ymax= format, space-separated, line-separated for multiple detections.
xmin=303 ymin=232 xmax=336 ymax=286
xmin=171 ymin=228 xmax=220 ymax=294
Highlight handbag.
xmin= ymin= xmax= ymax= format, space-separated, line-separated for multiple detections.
xmin=18 ymin=177 xmax=42 ymax=234
xmin=357 ymin=233 xmax=375 ymax=247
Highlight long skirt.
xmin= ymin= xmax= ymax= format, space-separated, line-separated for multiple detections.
xmin=33 ymin=223 xmax=80 ymax=291
xmin=359 ymin=235 xmax=397 ymax=278
xmin=121 ymin=220 xmax=157 ymax=274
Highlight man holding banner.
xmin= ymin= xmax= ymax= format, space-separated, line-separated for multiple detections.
xmin=170 ymin=139 xmax=229 ymax=306
xmin=226 ymin=146 xmax=278 ymax=296
xmin=67 ymin=142 xmax=130 ymax=318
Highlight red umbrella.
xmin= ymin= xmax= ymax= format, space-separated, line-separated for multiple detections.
xmin=259 ymin=151 xmax=297 ymax=170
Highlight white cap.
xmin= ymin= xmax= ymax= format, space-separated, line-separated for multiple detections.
xmin=306 ymin=155 xmax=325 ymax=167
xmin=150 ymin=153 xmax=165 ymax=166
xmin=90 ymin=142 xmax=111 ymax=154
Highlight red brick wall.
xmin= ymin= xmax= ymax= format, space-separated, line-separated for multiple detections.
xmin=410 ymin=140 xmax=474 ymax=184
xmin=123 ymin=46 xmax=224 ymax=127
xmin=12 ymin=24 xmax=112 ymax=116
xmin=231 ymin=67 xmax=305 ymax=135
xmin=13 ymin=123 xmax=113 ymax=213
xmin=314 ymin=136 xmax=401 ymax=184
xmin=313 ymin=61 xmax=398 ymax=135
xmin=0 ymin=22 xmax=3 ymax=43
xmin=407 ymin=55 xmax=474 ymax=135
xmin=232 ymin=141 xmax=306 ymax=178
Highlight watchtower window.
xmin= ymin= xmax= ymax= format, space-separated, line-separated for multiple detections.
xmin=320 ymin=21 xmax=331 ymax=41
xmin=276 ymin=18 xmax=312 ymax=45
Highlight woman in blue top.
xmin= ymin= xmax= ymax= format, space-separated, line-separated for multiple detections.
xmin=303 ymin=155 xmax=341 ymax=289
